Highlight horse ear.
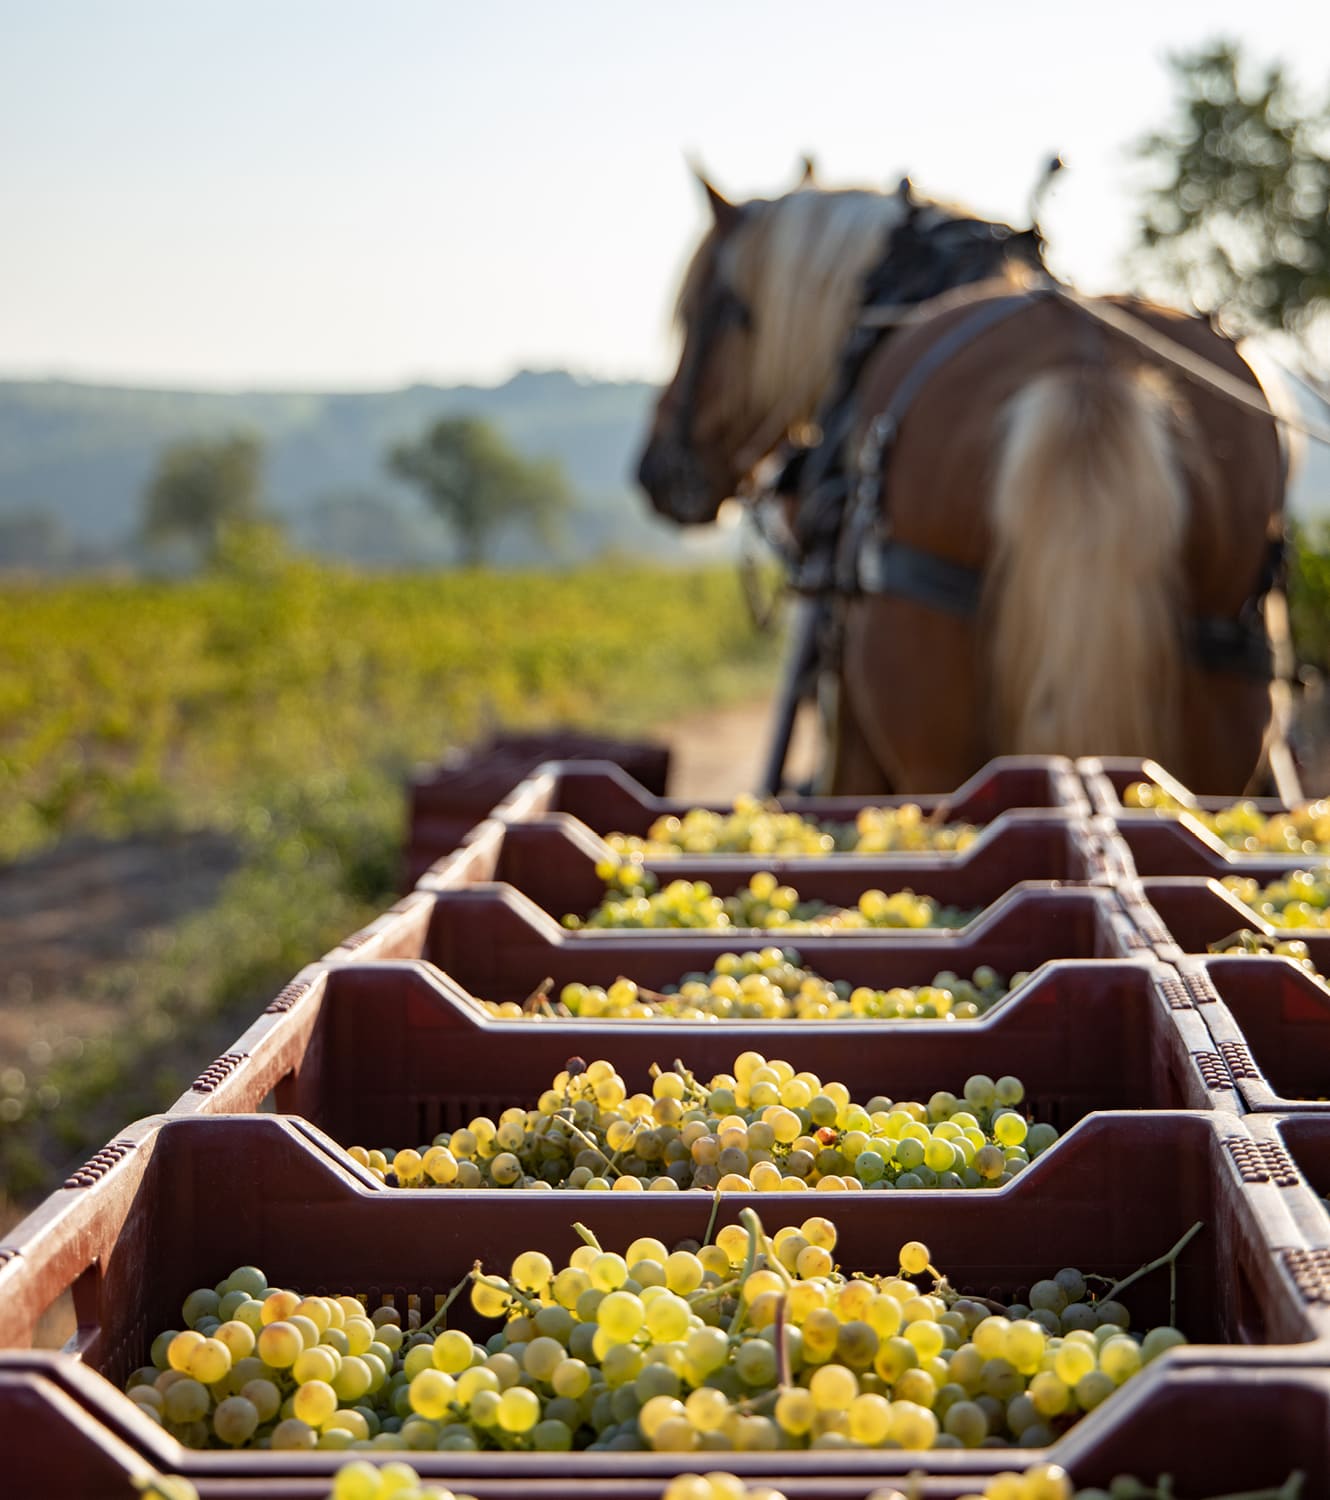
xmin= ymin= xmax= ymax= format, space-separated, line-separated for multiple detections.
xmin=894 ymin=175 xmax=915 ymax=205
xmin=690 ymin=161 xmax=741 ymax=232
xmin=796 ymin=154 xmax=817 ymax=187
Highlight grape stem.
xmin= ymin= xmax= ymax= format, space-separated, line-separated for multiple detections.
xmin=556 ymin=1110 xmax=625 ymax=1178
xmin=727 ymin=1211 xmax=764 ymax=1335
xmin=701 ymin=1188 xmax=723 ymax=1247
xmin=572 ymin=1223 xmax=603 ymax=1253
xmin=521 ymin=977 xmax=556 ymax=1014
xmin=417 ymin=1267 xmax=479 ymax=1337
xmin=1101 ymin=1219 xmax=1204 ymax=1310
xmin=473 ymin=1269 xmax=543 ymax=1316
xmin=773 ymin=1293 xmax=792 ymax=1388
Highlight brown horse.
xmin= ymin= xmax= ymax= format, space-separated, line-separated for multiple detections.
xmin=637 ymin=174 xmax=1289 ymax=794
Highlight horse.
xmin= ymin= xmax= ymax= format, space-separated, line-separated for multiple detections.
xmin=636 ymin=172 xmax=1290 ymax=795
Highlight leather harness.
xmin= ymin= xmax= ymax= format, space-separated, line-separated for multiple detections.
xmin=776 ymin=271 xmax=1282 ymax=681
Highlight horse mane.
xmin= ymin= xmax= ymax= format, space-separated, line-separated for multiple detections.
xmin=679 ymin=188 xmax=908 ymax=445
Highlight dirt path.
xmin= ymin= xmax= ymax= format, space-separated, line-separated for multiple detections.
xmin=663 ymin=696 xmax=820 ymax=802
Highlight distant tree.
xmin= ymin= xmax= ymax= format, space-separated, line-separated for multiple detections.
xmin=141 ymin=432 xmax=269 ymax=564
xmin=0 ymin=509 xmax=72 ymax=570
xmin=1135 ymin=42 xmax=1330 ymax=339
xmin=387 ymin=416 xmax=572 ymax=566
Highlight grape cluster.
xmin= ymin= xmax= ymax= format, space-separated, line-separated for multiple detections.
xmin=121 ymin=1214 xmax=1186 ymax=1455
xmin=1208 ymin=929 xmax=1319 ymax=975
xmin=325 ymin=1460 xmax=476 ymax=1500
xmin=664 ymin=1466 xmax=1075 ymax=1500
xmin=480 ymin=947 xmax=1016 ymax=1022
xmin=566 ymin=866 xmax=971 ymax=932
xmin=1222 ymin=871 xmax=1330 ymax=930
xmin=605 ymin=795 xmax=979 ymax=857
xmin=346 ymin=1052 xmax=1057 ymax=1192
xmin=1125 ymin=782 xmax=1330 ymax=856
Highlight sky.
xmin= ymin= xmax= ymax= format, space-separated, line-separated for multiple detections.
xmin=2 ymin=1 xmax=1327 ymax=391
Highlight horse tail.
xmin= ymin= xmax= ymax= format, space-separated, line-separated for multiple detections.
xmin=986 ymin=364 xmax=1188 ymax=761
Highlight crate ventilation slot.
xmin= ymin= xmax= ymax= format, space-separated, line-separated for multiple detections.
xmin=1283 ymin=1248 xmax=1330 ymax=1305
xmin=191 ymin=1052 xmax=249 ymax=1094
xmin=1224 ymin=1137 xmax=1273 ymax=1183
xmin=1156 ymin=975 xmax=1192 ymax=1011
xmin=1218 ymin=1040 xmax=1261 ymax=1081
xmin=64 ymin=1138 xmax=136 ymax=1189
xmin=1184 ymin=973 xmax=1219 ymax=1006
xmin=266 ymin=978 xmax=312 ymax=1014
xmin=1194 ymin=1050 xmax=1235 ymax=1092
xmin=338 ymin=927 xmax=378 ymax=952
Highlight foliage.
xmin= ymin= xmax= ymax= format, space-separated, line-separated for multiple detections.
xmin=1288 ymin=522 xmax=1330 ymax=672
xmin=1135 ymin=42 xmax=1330 ymax=336
xmin=141 ymin=431 xmax=268 ymax=563
xmin=388 ymin=415 xmax=574 ymax=565
xmin=0 ymin=561 xmax=781 ymax=1199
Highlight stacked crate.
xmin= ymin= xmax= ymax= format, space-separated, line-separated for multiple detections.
xmin=3 ymin=752 xmax=1330 ymax=1495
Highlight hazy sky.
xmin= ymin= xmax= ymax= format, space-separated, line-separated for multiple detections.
xmin=3 ymin=2 xmax=1326 ymax=390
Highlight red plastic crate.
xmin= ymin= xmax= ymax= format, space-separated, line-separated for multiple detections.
xmin=4 ymin=1351 xmax=1328 ymax=1498
xmin=493 ymin=755 xmax=1090 ymax=840
xmin=1181 ymin=955 xmax=1330 ymax=1113
xmin=0 ymin=1112 xmax=1315 ymax=1488
xmin=407 ymin=732 xmax=671 ymax=886
xmin=327 ymin=883 xmax=1151 ymax=980
xmin=1080 ymin=756 xmax=1325 ymax=878
xmin=413 ymin=814 xmax=1126 ymax=918
xmin=1247 ymin=1114 xmax=1330 ymax=1259
xmin=1123 ymin=876 xmax=1330 ymax=969
xmin=165 ymin=954 xmax=1237 ymax=1139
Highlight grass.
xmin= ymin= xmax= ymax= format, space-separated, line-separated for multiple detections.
xmin=0 ymin=556 xmax=782 ymax=1204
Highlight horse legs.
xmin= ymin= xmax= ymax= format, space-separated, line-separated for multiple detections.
xmin=838 ymin=596 xmax=989 ymax=794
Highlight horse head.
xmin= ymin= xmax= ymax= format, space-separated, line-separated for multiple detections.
xmin=638 ymin=170 xmax=915 ymax=525
xmin=637 ymin=169 xmax=1047 ymax=527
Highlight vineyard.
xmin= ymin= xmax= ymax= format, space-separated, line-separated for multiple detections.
xmin=0 ymin=558 xmax=781 ymax=1200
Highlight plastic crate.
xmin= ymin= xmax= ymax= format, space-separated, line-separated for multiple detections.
xmin=0 ymin=1111 xmax=1315 ymax=1488
xmin=326 ymin=884 xmax=1152 ymax=980
xmin=3 ymin=1355 xmax=1329 ymax=1500
xmin=1080 ymin=756 xmax=1325 ymax=877
xmin=493 ymin=755 xmax=1091 ymax=841
xmin=407 ymin=732 xmax=671 ymax=886
xmin=165 ymin=954 xmax=1236 ymax=1138
xmin=1247 ymin=1114 xmax=1330 ymax=1257
xmin=413 ymin=814 xmax=1125 ymax=918
xmin=1123 ymin=876 xmax=1330 ymax=968
xmin=1181 ymin=954 xmax=1330 ymax=1113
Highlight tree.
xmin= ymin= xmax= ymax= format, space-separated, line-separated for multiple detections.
xmin=1135 ymin=42 xmax=1330 ymax=343
xmin=387 ymin=415 xmax=572 ymax=566
xmin=141 ymin=432 xmax=267 ymax=564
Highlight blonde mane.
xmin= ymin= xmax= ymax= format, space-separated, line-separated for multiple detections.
xmin=680 ymin=187 xmax=908 ymax=461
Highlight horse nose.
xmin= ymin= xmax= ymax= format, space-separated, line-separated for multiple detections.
xmin=637 ymin=439 xmax=668 ymax=503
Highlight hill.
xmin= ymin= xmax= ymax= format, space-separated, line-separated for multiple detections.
xmin=0 ymin=370 xmax=735 ymax=567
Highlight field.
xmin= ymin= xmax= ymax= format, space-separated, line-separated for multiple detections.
xmin=0 ymin=557 xmax=783 ymax=1207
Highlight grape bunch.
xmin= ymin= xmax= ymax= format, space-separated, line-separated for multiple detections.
xmin=120 ymin=1212 xmax=1189 ymax=1455
xmin=1222 ymin=871 xmax=1330 ymax=930
xmin=605 ymin=795 xmax=979 ymax=857
xmin=664 ymin=1467 xmax=1075 ymax=1500
xmin=481 ymin=947 xmax=1016 ymax=1022
xmin=325 ymin=1460 xmax=476 ymax=1500
xmin=1208 ymin=929 xmax=1320 ymax=976
xmin=566 ymin=866 xmax=972 ymax=932
xmin=346 ymin=1052 xmax=1058 ymax=1192
xmin=1125 ymin=781 xmax=1330 ymax=856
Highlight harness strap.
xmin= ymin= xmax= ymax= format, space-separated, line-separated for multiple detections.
xmin=837 ymin=288 xmax=1054 ymax=592
xmin=857 ymin=537 xmax=1276 ymax=679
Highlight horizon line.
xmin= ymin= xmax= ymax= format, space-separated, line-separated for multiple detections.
xmin=0 ymin=363 xmax=666 ymax=398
